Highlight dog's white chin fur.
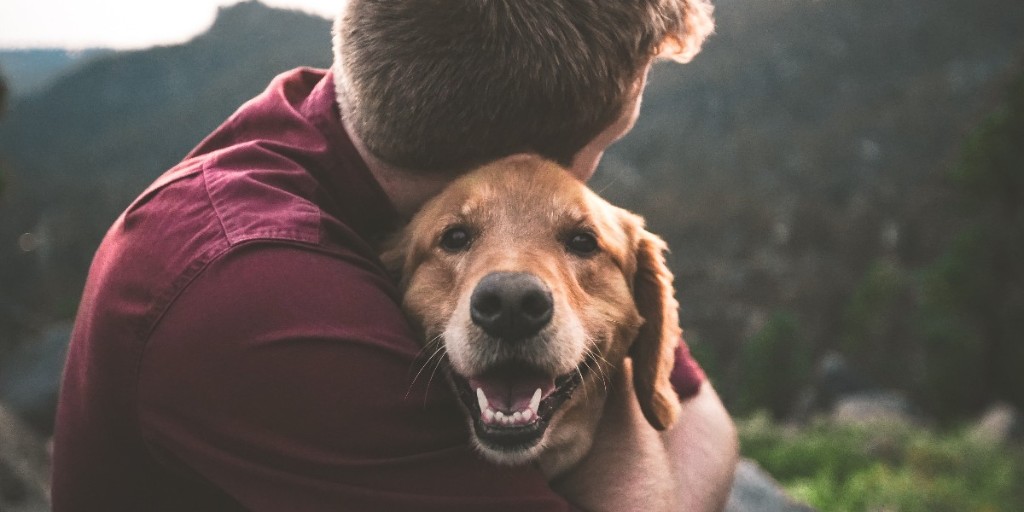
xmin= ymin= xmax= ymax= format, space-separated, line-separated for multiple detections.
xmin=468 ymin=428 xmax=551 ymax=465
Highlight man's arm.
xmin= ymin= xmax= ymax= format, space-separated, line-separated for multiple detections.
xmin=666 ymin=382 xmax=739 ymax=512
xmin=137 ymin=244 xmax=579 ymax=511
xmin=553 ymin=365 xmax=738 ymax=512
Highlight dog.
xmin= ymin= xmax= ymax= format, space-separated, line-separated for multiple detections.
xmin=382 ymin=156 xmax=683 ymax=483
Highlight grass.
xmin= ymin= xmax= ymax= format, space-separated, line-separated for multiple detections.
xmin=738 ymin=414 xmax=1024 ymax=511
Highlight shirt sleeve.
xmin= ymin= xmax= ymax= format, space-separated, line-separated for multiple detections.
xmin=137 ymin=244 xmax=579 ymax=511
xmin=671 ymin=339 xmax=706 ymax=401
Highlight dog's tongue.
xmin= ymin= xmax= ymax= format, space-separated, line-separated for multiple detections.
xmin=468 ymin=365 xmax=556 ymax=413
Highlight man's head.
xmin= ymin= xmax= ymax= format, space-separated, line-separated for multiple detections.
xmin=333 ymin=0 xmax=714 ymax=175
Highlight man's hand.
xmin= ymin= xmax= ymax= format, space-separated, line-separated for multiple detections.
xmin=552 ymin=364 xmax=738 ymax=512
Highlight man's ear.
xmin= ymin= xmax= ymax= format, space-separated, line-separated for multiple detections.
xmin=630 ymin=229 xmax=683 ymax=431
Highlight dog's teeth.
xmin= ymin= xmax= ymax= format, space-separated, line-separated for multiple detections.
xmin=512 ymin=411 xmax=522 ymax=423
xmin=476 ymin=388 xmax=489 ymax=412
xmin=495 ymin=411 xmax=505 ymax=421
xmin=483 ymin=408 xmax=495 ymax=423
xmin=530 ymin=388 xmax=542 ymax=413
xmin=522 ymin=409 xmax=533 ymax=421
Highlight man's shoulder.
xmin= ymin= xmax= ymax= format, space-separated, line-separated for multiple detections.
xmin=191 ymin=147 xmax=324 ymax=247
xmin=109 ymin=151 xmax=326 ymax=283
xmin=82 ymin=63 xmax=394 ymax=349
xmin=86 ymin=147 xmax=376 ymax=345
xmin=151 ymin=243 xmax=406 ymax=348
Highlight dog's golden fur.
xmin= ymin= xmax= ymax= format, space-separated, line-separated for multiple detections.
xmin=382 ymin=157 xmax=682 ymax=480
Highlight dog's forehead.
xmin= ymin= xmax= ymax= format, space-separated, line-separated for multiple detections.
xmin=449 ymin=163 xmax=594 ymax=222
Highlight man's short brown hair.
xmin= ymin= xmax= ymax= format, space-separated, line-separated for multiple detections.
xmin=333 ymin=0 xmax=714 ymax=173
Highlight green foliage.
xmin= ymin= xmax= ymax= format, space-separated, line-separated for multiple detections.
xmin=837 ymin=65 xmax=1024 ymax=420
xmin=687 ymin=336 xmax=724 ymax=388
xmin=916 ymin=229 xmax=992 ymax=417
xmin=840 ymin=260 xmax=915 ymax=387
xmin=735 ymin=312 xmax=812 ymax=418
xmin=913 ymin=67 xmax=1024 ymax=419
xmin=952 ymin=75 xmax=1024 ymax=213
xmin=739 ymin=415 xmax=1024 ymax=512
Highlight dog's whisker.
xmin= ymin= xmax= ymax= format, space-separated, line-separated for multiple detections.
xmin=410 ymin=333 xmax=444 ymax=361
xmin=587 ymin=351 xmax=610 ymax=394
xmin=594 ymin=174 xmax=621 ymax=196
xmin=580 ymin=357 xmax=603 ymax=396
xmin=575 ymin=363 xmax=591 ymax=403
xmin=582 ymin=342 xmax=611 ymax=393
xmin=422 ymin=350 xmax=450 ymax=407
xmin=410 ymin=340 xmax=445 ymax=383
xmin=406 ymin=340 xmax=447 ymax=400
xmin=593 ymin=344 xmax=613 ymax=370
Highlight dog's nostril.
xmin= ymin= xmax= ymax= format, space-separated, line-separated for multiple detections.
xmin=520 ymin=290 xmax=553 ymax=321
xmin=473 ymin=292 xmax=502 ymax=318
xmin=470 ymin=272 xmax=553 ymax=341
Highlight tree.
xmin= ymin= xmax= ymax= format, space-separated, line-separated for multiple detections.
xmin=735 ymin=312 xmax=812 ymax=418
xmin=917 ymin=63 xmax=1024 ymax=419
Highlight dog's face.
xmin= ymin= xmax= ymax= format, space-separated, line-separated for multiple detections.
xmin=383 ymin=157 xmax=681 ymax=465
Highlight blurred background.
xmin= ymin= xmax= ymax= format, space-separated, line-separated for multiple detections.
xmin=0 ymin=0 xmax=1022 ymax=510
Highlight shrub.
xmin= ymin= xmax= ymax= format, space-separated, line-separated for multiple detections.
xmin=840 ymin=259 xmax=916 ymax=388
xmin=734 ymin=313 xmax=812 ymax=418
xmin=738 ymin=415 xmax=1024 ymax=512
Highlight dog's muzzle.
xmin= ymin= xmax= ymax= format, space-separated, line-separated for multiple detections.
xmin=447 ymin=271 xmax=591 ymax=456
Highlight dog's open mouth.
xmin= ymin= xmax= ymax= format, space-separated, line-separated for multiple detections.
xmin=449 ymin=358 xmax=592 ymax=453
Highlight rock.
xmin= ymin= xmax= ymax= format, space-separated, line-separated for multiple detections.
xmin=830 ymin=391 xmax=917 ymax=427
xmin=725 ymin=458 xmax=817 ymax=512
xmin=816 ymin=352 xmax=873 ymax=402
xmin=969 ymin=403 xmax=1021 ymax=444
xmin=0 ymin=400 xmax=50 ymax=512
xmin=791 ymin=351 xmax=875 ymax=421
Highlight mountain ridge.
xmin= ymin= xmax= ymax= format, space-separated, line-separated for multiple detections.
xmin=2 ymin=0 xmax=1023 ymax=415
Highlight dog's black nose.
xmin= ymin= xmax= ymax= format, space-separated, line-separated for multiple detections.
xmin=470 ymin=272 xmax=553 ymax=341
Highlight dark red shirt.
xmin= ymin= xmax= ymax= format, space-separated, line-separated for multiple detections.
xmin=52 ymin=67 xmax=704 ymax=511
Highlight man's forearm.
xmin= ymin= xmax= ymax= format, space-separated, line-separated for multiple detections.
xmin=665 ymin=382 xmax=739 ymax=512
xmin=552 ymin=367 xmax=738 ymax=512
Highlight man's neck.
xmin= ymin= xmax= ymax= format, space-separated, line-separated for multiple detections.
xmin=342 ymin=118 xmax=453 ymax=220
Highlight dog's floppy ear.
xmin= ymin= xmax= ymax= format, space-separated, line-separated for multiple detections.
xmin=630 ymin=228 xmax=683 ymax=431
xmin=378 ymin=232 xmax=411 ymax=289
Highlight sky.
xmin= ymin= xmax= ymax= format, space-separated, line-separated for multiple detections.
xmin=0 ymin=0 xmax=343 ymax=50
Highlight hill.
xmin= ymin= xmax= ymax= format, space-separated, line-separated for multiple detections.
xmin=593 ymin=0 xmax=1024 ymax=406
xmin=0 ymin=1 xmax=332 ymax=344
xmin=1 ymin=0 xmax=1023 ymax=417
xmin=0 ymin=49 xmax=110 ymax=98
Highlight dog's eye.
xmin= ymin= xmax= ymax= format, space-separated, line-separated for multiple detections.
xmin=440 ymin=227 xmax=472 ymax=252
xmin=566 ymin=232 xmax=599 ymax=255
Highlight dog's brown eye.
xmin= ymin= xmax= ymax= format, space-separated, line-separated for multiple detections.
xmin=566 ymin=232 xmax=599 ymax=255
xmin=440 ymin=227 xmax=472 ymax=252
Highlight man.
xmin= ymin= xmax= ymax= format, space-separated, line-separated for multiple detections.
xmin=52 ymin=0 xmax=736 ymax=510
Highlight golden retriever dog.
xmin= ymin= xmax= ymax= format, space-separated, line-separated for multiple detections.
xmin=382 ymin=156 xmax=683 ymax=495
